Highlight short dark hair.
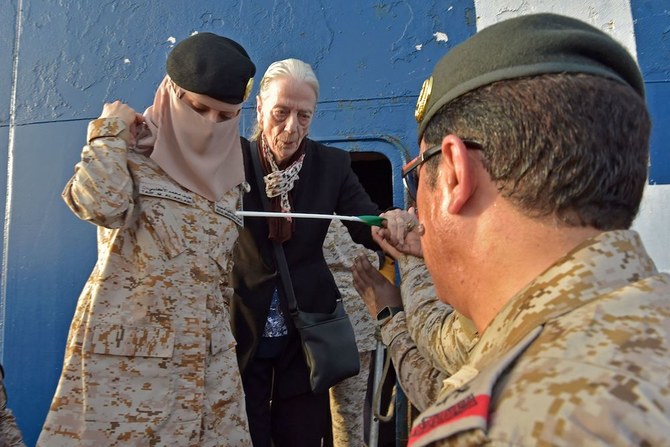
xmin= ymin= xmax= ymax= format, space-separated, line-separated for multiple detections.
xmin=423 ymin=73 xmax=651 ymax=230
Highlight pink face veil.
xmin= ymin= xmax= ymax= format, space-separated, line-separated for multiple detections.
xmin=136 ymin=76 xmax=245 ymax=202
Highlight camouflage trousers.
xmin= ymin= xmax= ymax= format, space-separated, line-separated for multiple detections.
xmin=330 ymin=350 xmax=372 ymax=447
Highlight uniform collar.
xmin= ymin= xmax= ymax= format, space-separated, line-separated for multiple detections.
xmin=472 ymin=230 xmax=657 ymax=367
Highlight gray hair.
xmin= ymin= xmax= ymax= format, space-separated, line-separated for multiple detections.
xmin=250 ymin=58 xmax=320 ymax=141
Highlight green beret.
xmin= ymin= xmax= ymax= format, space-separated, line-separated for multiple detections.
xmin=416 ymin=13 xmax=645 ymax=142
xmin=167 ymin=32 xmax=256 ymax=104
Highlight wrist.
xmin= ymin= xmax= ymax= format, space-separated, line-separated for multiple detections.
xmin=87 ymin=117 xmax=129 ymax=144
xmin=376 ymin=305 xmax=404 ymax=327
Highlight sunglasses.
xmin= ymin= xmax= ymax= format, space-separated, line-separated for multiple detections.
xmin=402 ymin=139 xmax=483 ymax=201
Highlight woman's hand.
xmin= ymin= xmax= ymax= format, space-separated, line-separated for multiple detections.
xmin=99 ymin=100 xmax=145 ymax=145
xmin=372 ymin=207 xmax=423 ymax=259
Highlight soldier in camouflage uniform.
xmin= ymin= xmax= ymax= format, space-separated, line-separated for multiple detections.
xmin=353 ymin=252 xmax=478 ymax=412
xmin=38 ymin=33 xmax=255 ymax=446
xmin=323 ymin=219 xmax=389 ymax=446
xmin=370 ymin=13 xmax=670 ymax=446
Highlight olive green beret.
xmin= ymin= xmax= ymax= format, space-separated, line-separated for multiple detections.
xmin=416 ymin=13 xmax=645 ymax=142
xmin=167 ymin=32 xmax=256 ymax=104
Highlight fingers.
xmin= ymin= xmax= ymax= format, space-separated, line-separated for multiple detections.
xmin=408 ymin=206 xmax=418 ymax=219
xmin=352 ymin=254 xmax=379 ymax=316
xmin=380 ymin=209 xmax=406 ymax=244
xmin=352 ymin=253 xmax=375 ymax=286
xmin=100 ymin=100 xmax=137 ymax=128
xmin=374 ymin=209 xmax=422 ymax=257
xmin=381 ymin=209 xmax=419 ymax=242
xmin=372 ymin=227 xmax=403 ymax=259
xmin=352 ymin=252 xmax=397 ymax=292
xmin=352 ymin=251 xmax=405 ymax=318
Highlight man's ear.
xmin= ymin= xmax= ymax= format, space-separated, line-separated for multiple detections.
xmin=440 ymin=134 xmax=477 ymax=214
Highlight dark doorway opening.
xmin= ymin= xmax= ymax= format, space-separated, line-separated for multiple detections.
xmin=350 ymin=152 xmax=393 ymax=211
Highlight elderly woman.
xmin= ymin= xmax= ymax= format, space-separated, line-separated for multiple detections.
xmin=38 ymin=33 xmax=255 ymax=446
xmin=231 ymin=58 xmax=380 ymax=446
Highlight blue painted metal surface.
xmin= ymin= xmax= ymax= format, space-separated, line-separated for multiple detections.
xmin=0 ymin=1 xmax=667 ymax=445
xmin=631 ymin=1 xmax=670 ymax=184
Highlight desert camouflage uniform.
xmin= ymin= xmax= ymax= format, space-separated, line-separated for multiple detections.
xmin=408 ymin=230 xmax=670 ymax=446
xmin=323 ymin=220 xmax=379 ymax=447
xmin=0 ymin=366 xmax=26 ymax=447
xmin=381 ymin=256 xmax=478 ymax=411
xmin=38 ymin=117 xmax=252 ymax=446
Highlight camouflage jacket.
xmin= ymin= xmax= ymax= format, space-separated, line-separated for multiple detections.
xmin=381 ymin=256 xmax=478 ymax=411
xmin=323 ymin=220 xmax=379 ymax=352
xmin=38 ymin=118 xmax=251 ymax=446
xmin=408 ymin=230 xmax=670 ymax=446
xmin=0 ymin=366 xmax=26 ymax=447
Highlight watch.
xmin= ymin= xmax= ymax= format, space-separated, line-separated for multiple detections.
xmin=376 ymin=305 xmax=404 ymax=327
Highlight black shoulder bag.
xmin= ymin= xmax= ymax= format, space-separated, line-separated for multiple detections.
xmin=249 ymin=141 xmax=360 ymax=394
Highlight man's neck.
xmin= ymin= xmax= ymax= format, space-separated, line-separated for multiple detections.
xmin=465 ymin=214 xmax=602 ymax=334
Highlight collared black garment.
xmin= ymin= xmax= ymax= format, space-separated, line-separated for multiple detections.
xmin=231 ymin=137 xmax=380 ymax=398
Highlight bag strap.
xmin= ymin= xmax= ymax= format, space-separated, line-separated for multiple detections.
xmin=249 ymin=140 xmax=300 ymax=315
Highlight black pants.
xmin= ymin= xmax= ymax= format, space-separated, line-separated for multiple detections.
xmin=242 ymin=354 xmax=330 ymax=447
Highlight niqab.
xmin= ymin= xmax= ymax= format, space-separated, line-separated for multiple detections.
xmin=136 ymin=76 xmax=244 ymax=202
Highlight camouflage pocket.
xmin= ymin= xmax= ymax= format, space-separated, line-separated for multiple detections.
xmin=83 ymin=324 xmax=175 ymax=423
xmin=137 ymin=189 xmax=188 ymax=261
xmin=91 ymin=324 xmax=174 ymax=357
xmin=210 ymin=326 xmax=236 ymax=356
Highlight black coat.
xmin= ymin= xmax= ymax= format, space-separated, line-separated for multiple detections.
xmin=231 ymin=138 xmax=380 ymax=397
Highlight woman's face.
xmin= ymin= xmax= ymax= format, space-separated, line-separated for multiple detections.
xmin=181 ymin=91 xmax=241 ymax=123
xmin=257 ymin=77 xmax=316 ymax=164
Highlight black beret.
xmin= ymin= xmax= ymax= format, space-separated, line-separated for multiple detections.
xmin=416 ymin=13 xmax=645 ymax=142
xmin=167 ymin=32 xmax=256 ymax=104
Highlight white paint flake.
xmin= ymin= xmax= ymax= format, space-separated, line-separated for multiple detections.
xmin=434 ymin=31 xmax=449 ymax=42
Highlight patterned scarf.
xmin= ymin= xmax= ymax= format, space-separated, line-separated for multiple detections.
xmin=259 ymin=135 xmax=306 ymax=242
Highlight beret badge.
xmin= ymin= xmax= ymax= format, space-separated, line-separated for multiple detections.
xmin=415 ymin=76 xmax=433 ymax=123
xmin=244 ymin=78 xmax=254 ymax=101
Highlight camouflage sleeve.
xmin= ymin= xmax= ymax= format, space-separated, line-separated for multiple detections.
xmin=398 ymin=256 xmax=478 ymax=375
xmin=0 ymin=408 xmax=26 ymax=447
xmin=0 ymin=368 xmax=26 ymax=447
xmin=61 ymin=117 xmax=135 ymax=229
xmin=380 ymin=313 xmax=447 ymax=411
